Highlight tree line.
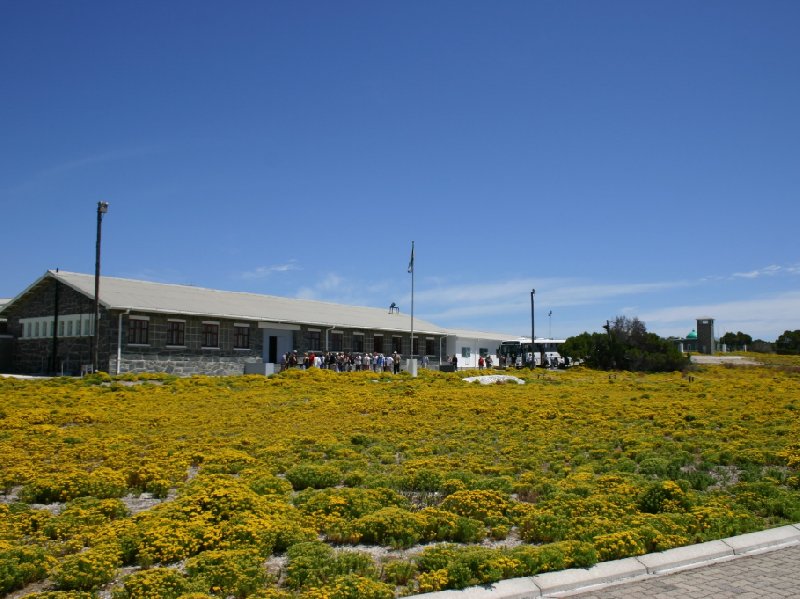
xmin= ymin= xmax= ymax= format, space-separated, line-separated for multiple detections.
xmin=560 ymin=317 xmax=800 ymax=372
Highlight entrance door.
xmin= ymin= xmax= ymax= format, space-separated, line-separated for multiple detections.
xmin=268 ymin=336 xmax=278 ymax=364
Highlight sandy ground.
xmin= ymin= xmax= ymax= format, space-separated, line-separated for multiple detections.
xmin=689 ymin=355 xmax=761 ymax=366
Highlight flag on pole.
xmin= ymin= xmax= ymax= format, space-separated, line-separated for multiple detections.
xmin=408 ymin=242 xmax=415 ymax=274
xmin=549 ymin=310 xmax=552 ymax=317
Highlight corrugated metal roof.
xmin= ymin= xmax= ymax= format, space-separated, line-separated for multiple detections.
xmin=39 ymin=271 xmax=447 ymax=335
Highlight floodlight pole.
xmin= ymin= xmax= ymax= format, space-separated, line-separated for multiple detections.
xmin=93 ymin=202 xmax=109 ymax=373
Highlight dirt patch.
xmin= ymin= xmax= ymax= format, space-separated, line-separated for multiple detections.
xmin=690 ymin=355 xmax=761 ymax=366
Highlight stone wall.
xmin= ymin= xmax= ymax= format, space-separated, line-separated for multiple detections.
xmin=110 ymin=312 xmax=263 ymax=375
xmin=112 ymin=351 xmax=262 ymax=376
xmin=3 ymin=277 xmax=113 ymax=375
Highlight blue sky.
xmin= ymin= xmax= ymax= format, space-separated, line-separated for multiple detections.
xmin=2 ymin=1 xmax=798 ymax=341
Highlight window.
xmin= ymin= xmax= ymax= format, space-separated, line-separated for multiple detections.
xmin=425 ymin=338 xmax=435 ymax=356
xmin=480 ymin=348 xmax=488 ymax=357
xmin=412 ymin=337 xmax=419 ymax=356
xmin=167 ymin=320 xmax=185 ymax=346
xmin=128 ymin=318 xmax=149 ymax=345
xmin=59 ymin=321 xmax=64 ymax=336
xmin=202 ymin=322 xmax=219 ymax=348
xmin=306 ymin=330 xmax=321 ymax=351
xmin=373 ymin=335 xmax=383 ymax=353
xmin=84 ymin=320 xmax=91 ymax=336
xmin=392 ymin=336 xmax=402 ymax=353
xmin=352 ymin=333 xmax=364 ymax=352
xmin=331 ymin=332 xmax=343 ymax=352
xmin=67 ymin=321 xmax=73 ymax=337
xmin=461 ymin=347 xmax=471 ymax=358
xmin=234 ymin=325 xmax=250 ymax=349
xmin=35 ymin=322 xmax=40 ymax=337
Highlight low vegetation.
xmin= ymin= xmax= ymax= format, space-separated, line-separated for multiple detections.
xmin=1 ymin=358 xmax=799 ymax=597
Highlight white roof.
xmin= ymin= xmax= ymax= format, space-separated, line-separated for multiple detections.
xmin=445 ymin=328 xmax=519 ymax=342
xmin=5 ymin=271 xmax=446 ymax=335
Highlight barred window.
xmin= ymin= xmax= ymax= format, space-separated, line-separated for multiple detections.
xmin=331 ymin=332 xmax=343 ymax=351
xmin=202 ymin=323 xmax=219 ymax=348
xmin=128 ymin=319 xmax=149 ymax=345
xmin=306 ymin=330 xmax=321 ymax=351
xmin=234 ymin=325 xmax=250 ymax=349
xmin=167 ymin=321 xmax=185 ymax=346
xmin=352 ymin=334 xmax=364 ymax=352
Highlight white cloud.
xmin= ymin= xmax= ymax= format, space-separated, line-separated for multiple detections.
xmin=732 ymin=263 xmax=799 ymax=279
xmin=239 ymin=262 xmax=299 ymax=280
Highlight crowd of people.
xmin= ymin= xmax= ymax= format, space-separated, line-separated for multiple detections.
xmin=279 ymin=351 xmax=430 ymax=373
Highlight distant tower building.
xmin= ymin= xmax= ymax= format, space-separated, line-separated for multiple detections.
xmin=696 ymin=318 xmax=715 ymax=354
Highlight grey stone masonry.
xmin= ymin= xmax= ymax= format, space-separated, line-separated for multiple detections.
xmin=3 ymin=277 xmax=112 ymax=375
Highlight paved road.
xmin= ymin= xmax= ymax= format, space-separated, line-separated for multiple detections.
xmin=563 ymin=544 xmax=800 ymax=598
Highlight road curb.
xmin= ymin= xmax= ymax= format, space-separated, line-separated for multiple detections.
xmin=415 ymin=523 xmax=800 ymax=598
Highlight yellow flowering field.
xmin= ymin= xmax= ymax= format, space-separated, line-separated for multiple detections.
xmin=1 ymin=359 xmax=799 ymax=598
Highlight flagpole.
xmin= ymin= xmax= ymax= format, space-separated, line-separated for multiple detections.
xmin=410 ymin=241 xmax=415 ymax=359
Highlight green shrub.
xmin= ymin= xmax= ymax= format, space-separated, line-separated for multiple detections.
xmin=381 ymin=559 xmax=417 ymax=586
xmin=293 ymin=487 xmax=407 ymax=520
xmin=185 ymin=548 xmax=269 ymax=598
xmin=285 ymin=464 xmax=341 ymax=490
xmin=638 ymin=481 xmax=691 ymax=514
xmin=0 ymin=544 xmax=50 ymax=595
xmin=352 ymin=507 xmax=425 ymax=548
xmin=517 ymin=510 xmax=571 ymax=543
xmin=439 ymin=489 xmax=511 ymax=527
xmin=418 ymin=507 xmax=484 ymax=543
xmin=284 ymin=542 xmax=335 ymax=590
xmin=304 ymin=573 xmax=394 ymax=599
xmin=53 ymin=546 xmax=121 ymax=591
xmin=114 ymin=567 xmax=188 ymax=599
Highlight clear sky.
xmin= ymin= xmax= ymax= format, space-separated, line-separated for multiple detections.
xmin=2 ymin=1 xmax=798 ymax=341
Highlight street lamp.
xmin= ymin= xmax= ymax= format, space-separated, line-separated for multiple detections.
xmin=530 ymin=289 xmax=535 ymax=368
xmin=93 ymin=202 xmax=109 ymax=373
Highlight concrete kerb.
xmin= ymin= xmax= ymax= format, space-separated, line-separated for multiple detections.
xmin=415 ymin=523 xmax=800 ymax=598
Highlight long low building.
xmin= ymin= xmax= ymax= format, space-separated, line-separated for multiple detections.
xmin=0 ymin=270 xmax=515 ymax=376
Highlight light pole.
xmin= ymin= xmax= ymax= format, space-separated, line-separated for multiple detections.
xmin=93 ymin=202 xmax=109 ymax=373
xmin=530 ymin=289 xmax=535 ymax=368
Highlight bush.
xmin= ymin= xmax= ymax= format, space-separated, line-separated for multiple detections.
xmin=638 ymin=481 xmax=691 ymax=514
xmin=418 ymin=507 xmax=484 ymax=543
xmin=284 ymin=542 xmax=335 ymax=590
xmin=301 ymin=573 xmax=394 ymax=599
xmin=285 ymin=464 xmax=341 ymax=490
xmin=185 ymin=548 xmax=269 ymax=598
xmin=113 ymin=567 xmax=188 ymax=599
xmin=351 ymin=507 xmax=425 ymax=548
xmin=439 ymin=489 xmax=511 ymax=527
xmin=53 ymin=545 xmax=121 ymax=591
xmin=0 ymin=544 xmax=50 ymax=595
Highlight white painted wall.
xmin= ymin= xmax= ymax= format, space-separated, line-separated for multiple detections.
xmin=445 ymin=335 xmax=503 ymax=369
